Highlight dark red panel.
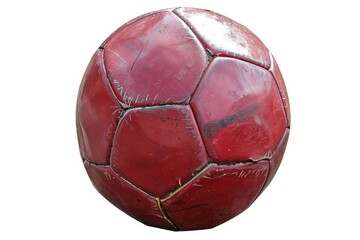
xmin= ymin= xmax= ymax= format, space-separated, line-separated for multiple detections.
xmin=162 ymin=161 xmax=269 ymax=230
xmin=270 ymin=53 xmax=291 ymax=126
xmin=110 ymin=105 xmax=208 ymax=198
xmin=76 ymin=50 xmax=121 ymax=164
xmin=84 ymin=161 xmax=175 ymax=230
xmin=191 ymin=57 xmax=286 ymax=162
xmin=262 ymin=128 xmax=290 ymax=191
xmin=174 ymin=7 xmax=270 ymax=68
xmin=103 ymin=11 xmax=207 ymax=107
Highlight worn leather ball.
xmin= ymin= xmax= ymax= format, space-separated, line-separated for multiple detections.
xmin=76 ymin=7 xmax=290 ymax=231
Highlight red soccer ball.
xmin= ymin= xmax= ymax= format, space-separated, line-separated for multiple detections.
xmin=76 ymin=7 xmax=290 ymax=231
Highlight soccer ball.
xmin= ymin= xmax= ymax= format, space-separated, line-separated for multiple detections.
xmin=76 ymin=7 xmax=290 ymax=231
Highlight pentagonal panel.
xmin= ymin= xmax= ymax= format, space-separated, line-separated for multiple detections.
xmin=174 ymin=7 xmax=270 ymax=68
xmin=262 ymin=128 xmax=290 ymax=191
xmin=103 ymin=11 xmax=207 ymax=107
xmin=84 ymin=161 xmax=176 ymax=230
xmin=270 ymin=53 xmax=291 ymax=126
xmin=110 ymin=105 xmax=208 ymax=198
xmin=191 ymin=57 xmax=286 ymax=162
xmin=76 ymin=50 xmax=121 ymax=164
xmin=162 ymin=161 xmax=269 ymax=230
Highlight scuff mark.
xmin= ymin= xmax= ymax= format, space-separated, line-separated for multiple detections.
xmin=203 ymin=175 xmax=213 ymax=180
xmin=202 ymin=103 xmax=259 ymax=139
xmin=108 ymin=48 xmax=129 ymax=65
xmin=131 ymin=48 xmax=144 ymax=70
xmin=152 ymin=93 xmax=159 ymax=105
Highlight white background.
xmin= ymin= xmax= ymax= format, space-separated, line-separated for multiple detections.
xmin=1 ymin=0 xmax=359 ymax=239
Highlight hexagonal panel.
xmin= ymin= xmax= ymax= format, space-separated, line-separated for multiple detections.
xmin=103 ymin=11 xmax=207 ymax=107
xmin=84 ymin=161 xmax=176 ymax=230
xmin=161 ymin=161 xmax=269 ymax=230
xmin=76 ymin=50 xmax=121 ymax=164
xmin=270 ymin=53 xmax=291 ymax=126
xmin=173 ymin=7 xmax=270 ymax=68
xmin=191 ymin=57 xmax=286 ymax=162
xmin=110 ymin=105 xmax=208 ymax=198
